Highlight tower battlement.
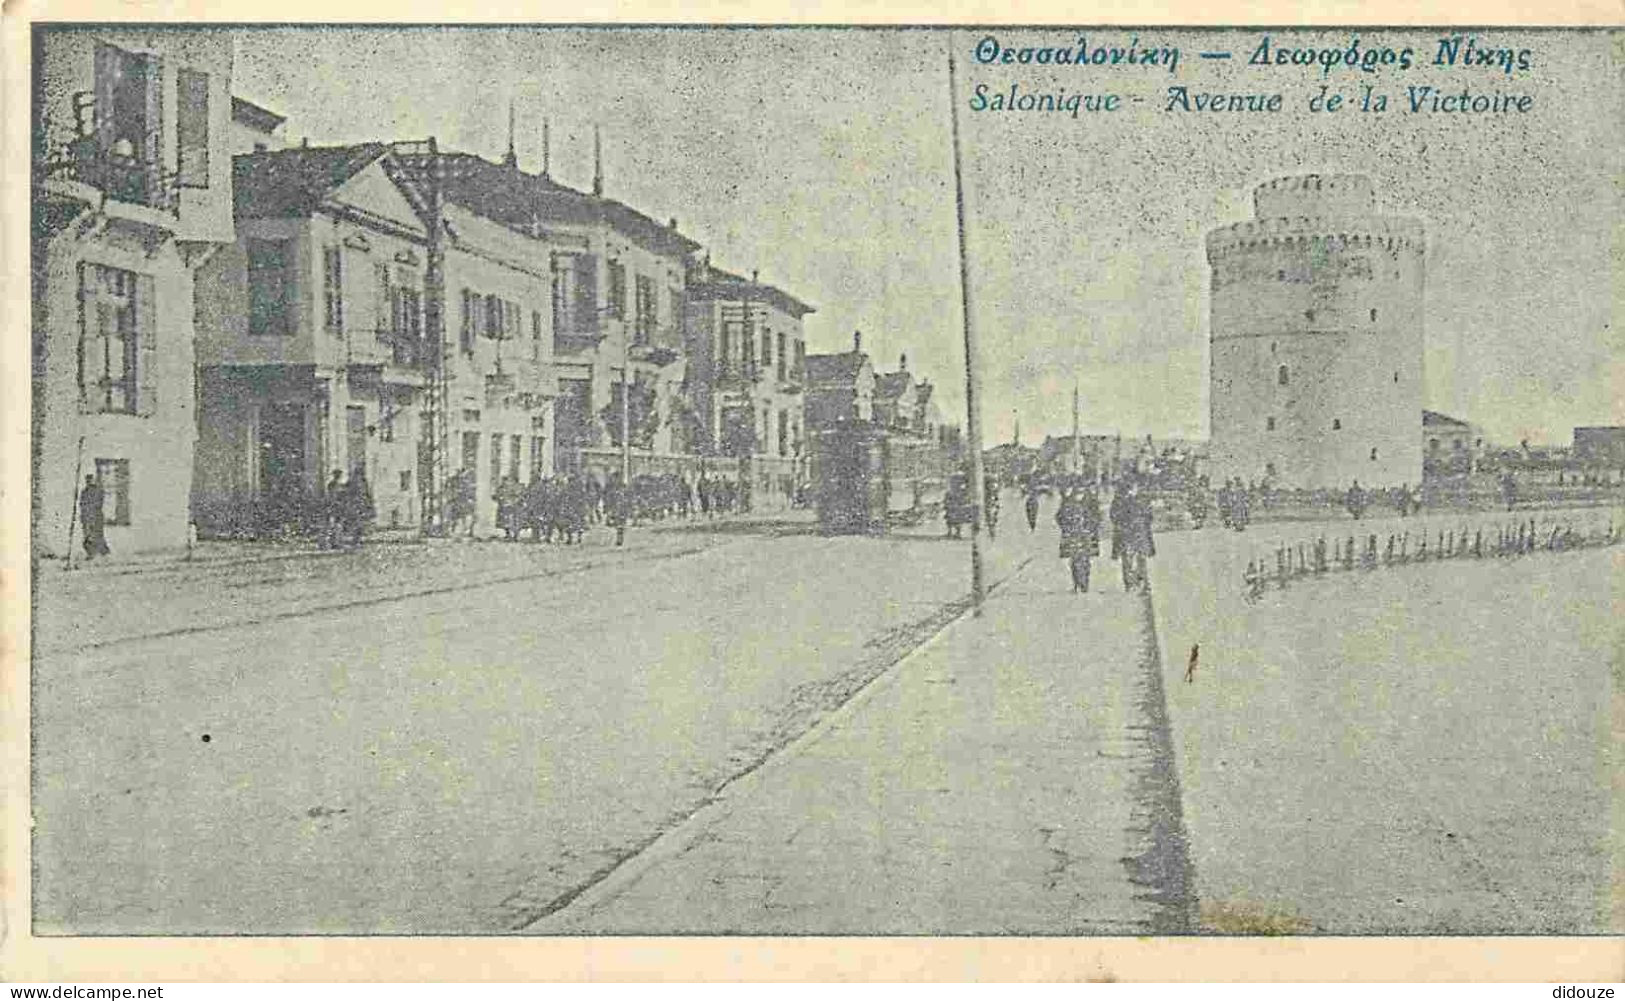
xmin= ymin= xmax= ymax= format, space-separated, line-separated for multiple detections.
xmin=1254 ymin=173 xmax=1375 ymax=220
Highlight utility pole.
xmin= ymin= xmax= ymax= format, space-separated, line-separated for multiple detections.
xmin=948 ymin=47 xmax=986 ymax=616
xmin=1072 ymin=380 xmax=1081 ymax=477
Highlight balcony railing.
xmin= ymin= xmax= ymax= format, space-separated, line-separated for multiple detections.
xmin=43 ymin=136 xmax=180 ymax=215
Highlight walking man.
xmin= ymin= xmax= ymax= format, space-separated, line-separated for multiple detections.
xmin=78 ymin=473 xmax=109 ymax=560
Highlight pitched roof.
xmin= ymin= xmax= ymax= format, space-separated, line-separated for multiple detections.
xmin=399 ymin=151 xmax=701 ymax=257
xmin=231 ymin=96 xmax=286 ymax=133
xmin=875 ymin=371 xmax=914 ymax=400
xmin=805 ymin=351 xmax=867 ymax=383
xmin=687 ymin=263 xmax=815 ymax=317
xmin=1422 ymin=409 xmax=1472 ymax=429
xmin=233 ymin=144 xmax=388 ymax=218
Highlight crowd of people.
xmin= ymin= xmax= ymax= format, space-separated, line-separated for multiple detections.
xmin=445 ymin=468 xmax=765 ymax=548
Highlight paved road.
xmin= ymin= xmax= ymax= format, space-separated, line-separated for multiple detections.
xmin=538 ymin=556 xmax=1192 ymax=935
xmin=33 ymin=506 xmax=1046 ymax=934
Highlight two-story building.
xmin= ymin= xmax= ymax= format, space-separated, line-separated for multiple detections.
xmin=35 ymin=27 xmax=236 ymax=556
xmin=684 ymin=261 xmax=814 ymax=504
xmin=193 ymin=142 xmax=433 ymax=537
xmin=804 ymin=332 xmax=876 ymax=431
xmin=411 ymin=151 xmax=700 ymax=482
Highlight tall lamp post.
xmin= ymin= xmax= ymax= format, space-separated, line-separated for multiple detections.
xmin=948 ymin=46 xmax=986 ymax=616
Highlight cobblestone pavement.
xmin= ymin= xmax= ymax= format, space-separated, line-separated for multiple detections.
xmin=540 ymin=550 xmax=1193 ymax=935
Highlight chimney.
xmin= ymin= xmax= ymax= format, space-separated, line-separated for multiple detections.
xmin=301 ymin=136 xmax=310 ymax=148
xmin=669 ymin=217 xmax=678 ymax=230
xmin=542 ymin=118 xmax=551 ymax=178
xmin=899 ymin=352 xmax=907 ymax=372
xmin=751 ymin=269 xmax=759 ymax=284
xmin=853 ymin=330 xmax=862 ymax=353
xmin=503 ymin=98 xmax=517 ymax=169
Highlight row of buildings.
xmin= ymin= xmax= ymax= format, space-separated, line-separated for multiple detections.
xmin=37 ymin=28 xmax=969 ymax=555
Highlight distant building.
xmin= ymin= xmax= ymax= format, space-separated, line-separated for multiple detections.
xmin=684 ymin=260 xmax=814 ymax=502
xmin=804 ymin=332 xmax=875 ymax=429
xmin=872 ymin=355 xmax=919 ymax=433
xmin=1572 ymin=426 xmax=1625 ymax=465
xmin=1207 ymin=175 xmax=1425 ymax=489
xmin=1422 ymin=410 xmax=1482 ymax=475
xmin=35 ymin=28 xmax=237 ymax=555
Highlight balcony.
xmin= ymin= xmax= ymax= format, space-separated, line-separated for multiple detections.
xmin=43 ymin=136 xmax=180 ymax=218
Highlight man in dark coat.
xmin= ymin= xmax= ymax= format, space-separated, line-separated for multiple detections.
xmin=1056 ymin=486 xmax=1101 ymax=593
xmin=1024 ymin=479 xmax=1042 ymax=532
xmin=79 ymin=473 xmax=109 ymax=559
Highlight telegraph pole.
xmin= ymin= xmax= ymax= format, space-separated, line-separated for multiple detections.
xmin=948 ymin=47 xmax=986 ymax=616
xmin=1071 ymin=380 xmax=1081 ymax=477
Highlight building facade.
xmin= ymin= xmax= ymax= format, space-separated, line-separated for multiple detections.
xmin=685 ymin=262 xmax=813 ymax=503
xmin=35 ymin=27 xmax=236 ymax=556
xmin=804 ymin=332 xmax=876 ymax=430
xmin=1207 ymin=174 xmax=1425 ymax=489
xmin=193 ymin=144 xmax=433 ymax=537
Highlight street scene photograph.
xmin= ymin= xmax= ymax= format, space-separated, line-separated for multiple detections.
xmin=24 ymin=24 xmax=1623 ymax=938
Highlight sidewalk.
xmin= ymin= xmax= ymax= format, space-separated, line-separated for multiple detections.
xmin=538 ymin=554 xmax=1194 ymax=935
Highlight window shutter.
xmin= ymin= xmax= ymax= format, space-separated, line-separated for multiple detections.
xmin=576 ymin=257 xmax=597 ymax=330
xmin=176 ymin=68 xmax=209 ymax=187
xmin=375 ymin=263 xmax=391 ymax=340
xmin=92 ymin=44 xmax=120 ymax=157
xmin=135 ymin=273 xmax=157 ymax=416
xmin=76 ymin=262 xmax=92 ymax=413
xmin=138 ymin=53 xmax=164 ymax=202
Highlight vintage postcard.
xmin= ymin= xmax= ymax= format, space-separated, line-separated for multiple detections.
xmin=5 ymin=4 xmax=1622 ymax=983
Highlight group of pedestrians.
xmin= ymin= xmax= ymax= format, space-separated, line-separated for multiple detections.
xmin=451 ymin=468 xmax=760 ymax=546
xmin=1015 ymin=475 xmax=1159 ymax=595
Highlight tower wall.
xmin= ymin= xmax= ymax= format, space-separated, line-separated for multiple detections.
xmin=1207 ymin=175 xmax=1425 ymax=490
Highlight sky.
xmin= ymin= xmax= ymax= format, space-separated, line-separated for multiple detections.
xmin=231 ymin=26 xmax=1621 ymax=446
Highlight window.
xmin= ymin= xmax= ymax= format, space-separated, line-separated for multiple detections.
xmin=761 ymin=329 xmax=772 ymax=369
xmin=92 ymin=43 xmax=162 ymax=206
xmin=1370 ymin=448 xmax=1379 ymax=461
xmin=93 ymin=458 xmax=131 ymax=526
xmin=1393 ymin=371 xmax=1399 ymax=384
xmin=1278 ymin=365 xmax=1289 ymax=386
xmin=607 ymin=260 xmax=627 ymax=321
xmin=795 ymin=340 xmax=805 ymax=375
xmin=1333 ymin=419 xmax=1342 ymax=430
xmin=531 ymin=310 xmax=542 ymax=363
xmin=1266 ymin=417 xmax=1276 ymax=431
xmin=375 ymin=263 xmax=392 ymax=339
xmin=634 ymin=274 xmax=656 ymax=345
xmin=777 ymin=409 xmax=789 ymax=456
xmin=510 ymin=437 xmax=522 ymax=481
xmin=460 ymin=289 xmax=475 ymax=354
xmin=1370 ymin=308 xmax=1378 ymax=322
xmin=248 ymin=239 xmax=293 ymax=337
xmin=399 ymin=470 xmax=412 ymax=492
xmin=531 ymin=435 xmax=545 ymax=479
xmin=392 ymin=287 xmax=421 ymax=366
xmin=176 ymin=68 xmax=209 ymax=188
xmin=79 ymin=264 xmax=151 ymax=415
xmin=777 ymin=332 xmax=787 ymax=381
xmin=491 ymin=433 xmax=503 ymax=488
xmin=323 ymin=247 xmax=344 ymax=335
xmin=461 ymin=431 xmax=479 ymax=473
